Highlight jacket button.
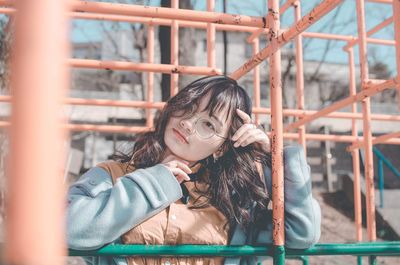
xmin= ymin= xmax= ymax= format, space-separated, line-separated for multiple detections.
xmin=89 ymin=180 xmax=96 ymax=185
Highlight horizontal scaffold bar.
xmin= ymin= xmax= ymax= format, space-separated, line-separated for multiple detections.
xmin=68 ymin=242 xmax=400 ymax=257
xmin=69 ymin=59 xmax=222 ymax=75
xmin=0 ymin=0 xmax=267 ymax=28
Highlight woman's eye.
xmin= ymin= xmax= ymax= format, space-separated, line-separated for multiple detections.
xmin=205 ymin=121 xmax=215 ymax=130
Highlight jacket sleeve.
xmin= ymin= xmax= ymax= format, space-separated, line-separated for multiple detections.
xmin=66 ymin=164 xmax=182 ymax=250
xmin=256 ymin=145 xmax=321 ymax=249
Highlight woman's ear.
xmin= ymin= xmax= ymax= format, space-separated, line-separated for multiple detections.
xmin=212 ymin=145 xmax=226 ymax=160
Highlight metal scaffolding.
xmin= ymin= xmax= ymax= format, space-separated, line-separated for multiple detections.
xmin=0 ymin=0 xmax=400 ymax=264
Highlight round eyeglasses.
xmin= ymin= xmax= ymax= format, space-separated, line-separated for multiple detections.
xmin=180 ymin=112 xmax=227 ymax=139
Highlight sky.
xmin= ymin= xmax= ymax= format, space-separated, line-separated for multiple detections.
xmin=70 ymin=0 xmax=397 ymax=75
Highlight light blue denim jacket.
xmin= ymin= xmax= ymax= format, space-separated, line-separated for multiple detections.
xmin=67 ymin=145 xmax=321 ymax=265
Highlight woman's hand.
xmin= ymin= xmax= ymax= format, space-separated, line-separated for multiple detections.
xmin=231 ymin=109 xmax=271 ymax=153
xmin=161 ymin=155 xmax=192 ymax=183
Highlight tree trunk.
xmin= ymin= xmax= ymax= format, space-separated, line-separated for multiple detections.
xmin=159 ymin=0 xmax=171 ymax=101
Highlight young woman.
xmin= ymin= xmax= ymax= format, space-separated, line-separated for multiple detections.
xmin=67 ymin=76 xmax=321 ymax=265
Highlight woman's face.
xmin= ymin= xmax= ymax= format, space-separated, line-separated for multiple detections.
xmin=164 ymin=93 xmax=231 ymax=163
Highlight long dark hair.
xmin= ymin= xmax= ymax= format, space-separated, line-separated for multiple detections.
xmin=117 ymin=76 xmax=271 ymax=229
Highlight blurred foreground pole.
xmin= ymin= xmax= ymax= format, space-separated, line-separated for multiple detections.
xmin=5 ymin=0 xmax=70 ymax=264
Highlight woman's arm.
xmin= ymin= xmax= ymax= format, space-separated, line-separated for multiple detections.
xmin=66 ymin=164 xmax=182 ymax=250
xmin=258 ymin=145 xmax=321 ymax=249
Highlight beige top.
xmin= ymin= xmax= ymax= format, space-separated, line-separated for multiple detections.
xmin=97 ymin=161 xmax=229 ymax=265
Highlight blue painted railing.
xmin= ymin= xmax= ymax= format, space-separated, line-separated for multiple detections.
xmin=372 ymin=147 xmax=400 ymax=208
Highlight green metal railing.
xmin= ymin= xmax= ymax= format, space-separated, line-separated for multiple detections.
xmin=69 ymin=241 xmax=400 ymax=264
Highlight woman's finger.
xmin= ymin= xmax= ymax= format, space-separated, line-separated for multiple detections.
xmin=175 ymin=161 xmax=192 ymax=174
xmin=234 ymin=130 xmax=268 ymax=148
xmin=236 ymin=109 xmax=252 ymax=124
xmin=232 ymin=123 xmax=257 ymax=141
xmin=234 ymin=131 xmax=258 ymax=147
xmin=170 ymin=168 xmax=190 ymax=183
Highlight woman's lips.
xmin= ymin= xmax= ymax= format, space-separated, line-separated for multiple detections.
xmin=173 ymin=128 xmax=189 ymax=144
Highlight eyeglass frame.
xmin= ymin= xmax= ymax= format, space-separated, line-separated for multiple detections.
xmin=178 ymin=111 xmax=228 ymax=140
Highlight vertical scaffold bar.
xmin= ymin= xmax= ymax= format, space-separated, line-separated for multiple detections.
xmin=392 ymin=0 xmax=400 ymax=105
xmin=268 ymin=0 xmax=285 ymax=264
xmin=252 ymin=38 xmax=261 ymax=125
xmin=170 ymin=0 xmax=179 ymax=96
xmin=146 ymin=24 xmax=155 ymax=128
xmin=356 ymin=0 xmax=377 ymax=241
xmin=207 ymin=0 xmax=215 ymax=69
xmin=348 ymin=48 xmax=363 ymax=243
xmin=5 ymin=0 xmax=69 ymax=264
xmin=294 ymin=1 xmax=306 ymax=155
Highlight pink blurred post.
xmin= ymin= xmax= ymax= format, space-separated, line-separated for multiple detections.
xmin=146 ymin=25 xmax=155 ymax=128
xmin=393 ymin=0 xmax=400 ymax=105
xmin=356 ymin=0 xmax=376 ymax=241
xmin=294 ymin=1 xmax=306 ymax=154
xmin=6 ymin=0 xmax=69 ymax=264
xmin=348 ymin=47 xmax=363 ymax=242
xmin=268 ymin=0 xmax=285 ymax=252
xmin=170 ymin=0 xmax=179 ymax=96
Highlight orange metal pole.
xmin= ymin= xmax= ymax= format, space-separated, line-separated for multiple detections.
xmin=302 ymin=31 xmax=354 ymax=41
xmin=146 ymin=25 xmax=155 ymax=128
xmin=356 ymin=0 xmax=376 ymax=241
xmin=0 ymin=7 xmax=270 ymax=33
xmin=294 ymin=1 xmax=306 ymax=154
xmin=370 ymin=131 xmax=400 ymax=144
xmin=170 ymin=0 xmax=179 ymax=97
xmin=283 ymin=133 xmax=400 ymax=144
xmin=284 ymin=77 xmax=399 ymax=131
xmin=68 ymin=1 xmax=268 ymax=28
xmin=348 ymin=48 xmax=363 ymax=242
xmin=349 ymin=131 xmax=400 ymax=150
xmin=280 ymin=0 xmax=297 ymax=14
xmin=252 ymin=38 xmax=261 ymax=125
xmin=68 ymin=58 xmax=221 ymax=75
xmin=2 ymin=95 xmax=399 ymax=121
xmin=246 ymin=28 xmax=270 ymax=43
xmin=207 ymin=0 xmax=216 ymax=70
xmin=343 ymin=16 xmax=394 ymax=50
xmin=393 ymin=0 xmax=400 ymax=103
xmin=6 ymin=0 xmax=69 ymax=264
xmin=268 ymin=0 xmax=285 ymax=249
xmin=1 ymin=120 xmax=400 ymax=145
xmin=230 ymin=0 xmax=344 ymax=80
xmin=366 ymin=0 xmax=392 ymax=4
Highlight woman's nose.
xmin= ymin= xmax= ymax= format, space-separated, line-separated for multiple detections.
xmin=180 ymin=118 xmax=195 ymax=134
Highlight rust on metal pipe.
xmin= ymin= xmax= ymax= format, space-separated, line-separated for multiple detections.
xmin=170 ymin=0 xmax=179 ymax=96
xmin=69 ymin=0 xmax=268 ymax=28
xmin=268 ymin=0 xmax=285 ymax=247
xmin=68 ymin=58 xmax=222 ymax=75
